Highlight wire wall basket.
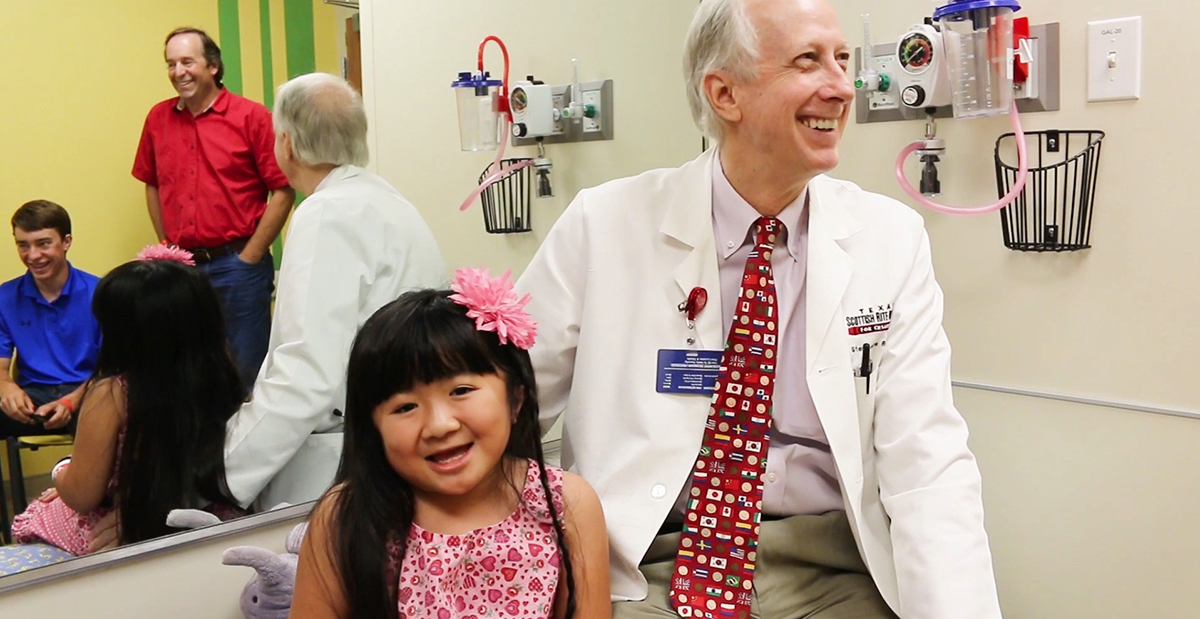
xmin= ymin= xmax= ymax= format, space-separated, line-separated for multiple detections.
xmin=995 ymin=130 xmax=1105 ymax=252
xmin=478 ymin=158 xmax=534 ymax=234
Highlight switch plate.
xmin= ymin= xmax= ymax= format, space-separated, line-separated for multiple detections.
xmin=1087 ymin=16 xmax=1142 ymax=102
xmin=582 ymin=89 xmax=602 ymax=132
xmin=577 ymin=79 xmax=614 ymax=142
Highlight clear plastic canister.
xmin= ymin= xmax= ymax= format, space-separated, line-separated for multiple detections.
xmin=452 ymin=71 xmax=503 ymax=151
xmin=936 ymin=3 xmax=1017 ymax=118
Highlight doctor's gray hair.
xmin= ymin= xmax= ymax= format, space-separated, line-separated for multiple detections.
xmin=273 ymin=73 xmax=369 ymax=167
xmin=683 ymin=0 xmax=761 ymax=141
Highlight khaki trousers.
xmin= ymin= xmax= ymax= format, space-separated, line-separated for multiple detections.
xmin=613 ymin=511 xmax=898 ymax=619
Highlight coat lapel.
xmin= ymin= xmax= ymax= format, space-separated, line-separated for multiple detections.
xmin=805 ymin=177 xmax=866 ymax=494
xmin=660 ymin=149 xmax=723 ymax=350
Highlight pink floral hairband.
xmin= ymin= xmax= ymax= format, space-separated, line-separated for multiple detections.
xmin=449 ymin=267 xmax=537 ymax=350
xmin=135 ymin=243 xmax=196 ymax=266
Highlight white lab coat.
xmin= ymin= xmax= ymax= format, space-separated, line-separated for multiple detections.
xmin=224 ymin=165 xmax=446 ymax=509
xmin=517 ymin=149 xmax=1001 ymax=618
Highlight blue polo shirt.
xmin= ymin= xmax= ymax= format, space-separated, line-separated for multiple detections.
xmin=0 ymin=264 xmax=101 ymax=388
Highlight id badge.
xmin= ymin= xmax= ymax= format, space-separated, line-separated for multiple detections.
xmin=656 ymin=349 xmax=722 ymax=395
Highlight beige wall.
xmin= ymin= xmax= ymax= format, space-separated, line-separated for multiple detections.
xmin=361 ymin=0 xmax=703 ymax=274
xmin=0 ymin=515 xmax=303 ymax=618
xmin=829 ymin=1 xmax=1200 ymax=617
xmin=5 ymin=0 xmax=1194 ymax=616
xmin=833 ymin=1 xmax=1193 ymax=407
xmin=959 ymin=388 xmax=1200 ymax=619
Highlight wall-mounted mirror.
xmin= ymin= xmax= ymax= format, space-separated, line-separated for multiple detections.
xmin=0 ymin=0 xmax=358 ymax=582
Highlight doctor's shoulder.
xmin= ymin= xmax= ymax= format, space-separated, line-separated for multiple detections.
xmin=813 ymin=174 xmax=927 ymax=235
xmin=565 ymin=164 xmax=685 ymax=223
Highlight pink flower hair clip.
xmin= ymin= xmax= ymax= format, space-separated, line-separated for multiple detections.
xmin=449 ymin=267 xmax=538 ymax=350
xmin=136 ymin=243 xmax=196 ymax=266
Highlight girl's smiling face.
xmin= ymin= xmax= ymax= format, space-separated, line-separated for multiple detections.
xmin=373 ymin=372 xmax=518 ymax=504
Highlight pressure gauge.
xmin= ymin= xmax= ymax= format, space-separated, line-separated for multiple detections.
xmin=510 ymin=87 xmax=529 ymax=114
xmin=898 ymin=32 xmax=934 ymax=74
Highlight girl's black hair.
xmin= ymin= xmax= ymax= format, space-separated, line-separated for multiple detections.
xmin=323 ymin=289 xmax=575 ymax=619
xmin=89 ymin=259 xmax=244 ymax=544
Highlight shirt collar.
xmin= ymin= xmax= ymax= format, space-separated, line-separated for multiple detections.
xmin=20 ymin=263 xmax=76 ymax=301
xmin=711 ymin=151 xmax=807 ymax=260
xmin=174 ymin=88 xmax=228 ymax=115
xmin=313 ymin=165 xmax=362 ymax=193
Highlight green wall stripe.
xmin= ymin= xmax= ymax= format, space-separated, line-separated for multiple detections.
xmin=283 ymin=0 xmax=316 ymax=78
xmin=217 ymin=0 xmax=243 ymax=94
xmin=275 ymin=0 xmax=318 ymax=264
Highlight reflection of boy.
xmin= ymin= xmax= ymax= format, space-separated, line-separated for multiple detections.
xmin=0 ymin=200 xmax=101 ymax=437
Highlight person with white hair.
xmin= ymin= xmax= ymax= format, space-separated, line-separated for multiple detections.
xmin=223 ymin=72 xmax=446 ymax=510
xmin=517 ymin=0 xmax=1001 ymax=617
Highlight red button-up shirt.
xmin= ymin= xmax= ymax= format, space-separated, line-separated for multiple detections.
xmin=132 ymin=89 xmax=289 ymax=249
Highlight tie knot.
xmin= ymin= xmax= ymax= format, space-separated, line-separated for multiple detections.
xmin=753 ymin=217 xmax=781 ymax=249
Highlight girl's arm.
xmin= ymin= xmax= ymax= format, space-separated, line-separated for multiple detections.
xmin=290 ymin=494 xmax=350 ymax=619
xmin=555 ymin=472 xmax=612 ymax=619
xmin=56 ymin=378 xmax=123 ymax=513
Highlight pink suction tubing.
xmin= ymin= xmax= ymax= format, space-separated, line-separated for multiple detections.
xmin=894 ymin=100 xmax=1028 ymax=215
xmin=458 ymin=117 xmax=534 ymax=212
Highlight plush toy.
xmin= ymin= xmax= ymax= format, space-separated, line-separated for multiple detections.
xmin=164 ymin=508 xmax=306 ymax=619
xmin=221 ymin=522 xmax=308 ymax=619
xmin=165 ymin=509 xmax=222 ymax=529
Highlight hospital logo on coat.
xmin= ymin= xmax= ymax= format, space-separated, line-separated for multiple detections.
xmin=846 ymin=303 xmax=892 ymax=335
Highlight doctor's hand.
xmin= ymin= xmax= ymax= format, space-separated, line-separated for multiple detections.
xmin=0 ymin=383 xmax=36 ymax=423
xmin=34 ymin=399 xmax=73 ymax=429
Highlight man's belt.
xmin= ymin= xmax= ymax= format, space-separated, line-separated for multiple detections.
xmin=186 ymin=238 xmax=250 ymax=264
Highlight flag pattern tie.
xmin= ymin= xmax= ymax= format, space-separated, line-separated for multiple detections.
xmin=670 ymin=217 xmax=780 ymax=619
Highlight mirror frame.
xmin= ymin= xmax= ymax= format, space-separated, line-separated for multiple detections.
xmin=0 ymin=502 xmax=311 ymax=595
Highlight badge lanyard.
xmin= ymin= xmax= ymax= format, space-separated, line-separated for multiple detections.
xmin=678 ymin=286 xmax=707 ymax=346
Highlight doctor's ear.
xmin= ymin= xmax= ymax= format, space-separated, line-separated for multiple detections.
xmin=703 ymin=70 xmax=743 ymax=125
xmin=279 ymin=132 xmax=296 ymax=162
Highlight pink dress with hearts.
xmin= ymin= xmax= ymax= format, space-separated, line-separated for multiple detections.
xmin=393 ymin=460 xmax=565 ymax=619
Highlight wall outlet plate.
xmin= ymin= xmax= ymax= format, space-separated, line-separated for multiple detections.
xmin=1087 ymin=16 xmax=1142 ymax=102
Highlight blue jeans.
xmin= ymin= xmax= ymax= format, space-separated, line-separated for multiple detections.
xmin=196 ymin=252 xmax=274 ymax=391
xmin=0 ymin=382 xmax=82 ymax=438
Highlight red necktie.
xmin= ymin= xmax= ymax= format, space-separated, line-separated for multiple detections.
xmin=671 ymin=217 xmax=780 ymax=619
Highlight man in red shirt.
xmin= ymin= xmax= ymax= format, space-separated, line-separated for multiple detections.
xmin=132 ymin=27 xmax=295 ymax=389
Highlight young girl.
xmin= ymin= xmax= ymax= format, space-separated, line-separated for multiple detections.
xmin=10 ymin=246 xmax=245 ymax=553
xmin=291 ymin=269 xmax=611 ymax=619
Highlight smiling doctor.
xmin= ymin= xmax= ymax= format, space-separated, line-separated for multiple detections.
xmin=516 ymin=0 xmax=1001 ymax=618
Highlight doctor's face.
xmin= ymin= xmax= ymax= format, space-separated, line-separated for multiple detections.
xmin=723 ymin=0 xmax=854 ymax=178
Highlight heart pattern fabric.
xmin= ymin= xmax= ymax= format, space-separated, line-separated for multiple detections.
xmin=393 ymin=460 xmax=565 ymax=618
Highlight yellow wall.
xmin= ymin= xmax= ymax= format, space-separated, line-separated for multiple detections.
xmin=0 ymin=1 xmax=219 ymax=282
xmin=0 ymin=0 xmax=342 ymax=284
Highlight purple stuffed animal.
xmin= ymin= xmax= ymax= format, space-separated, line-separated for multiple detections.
xmin=221 ymin=522 xmax=308 ymax=619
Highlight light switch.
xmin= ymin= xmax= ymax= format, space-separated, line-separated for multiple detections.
xmin=1088 ymin=16 xmax=1142 ymax=102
